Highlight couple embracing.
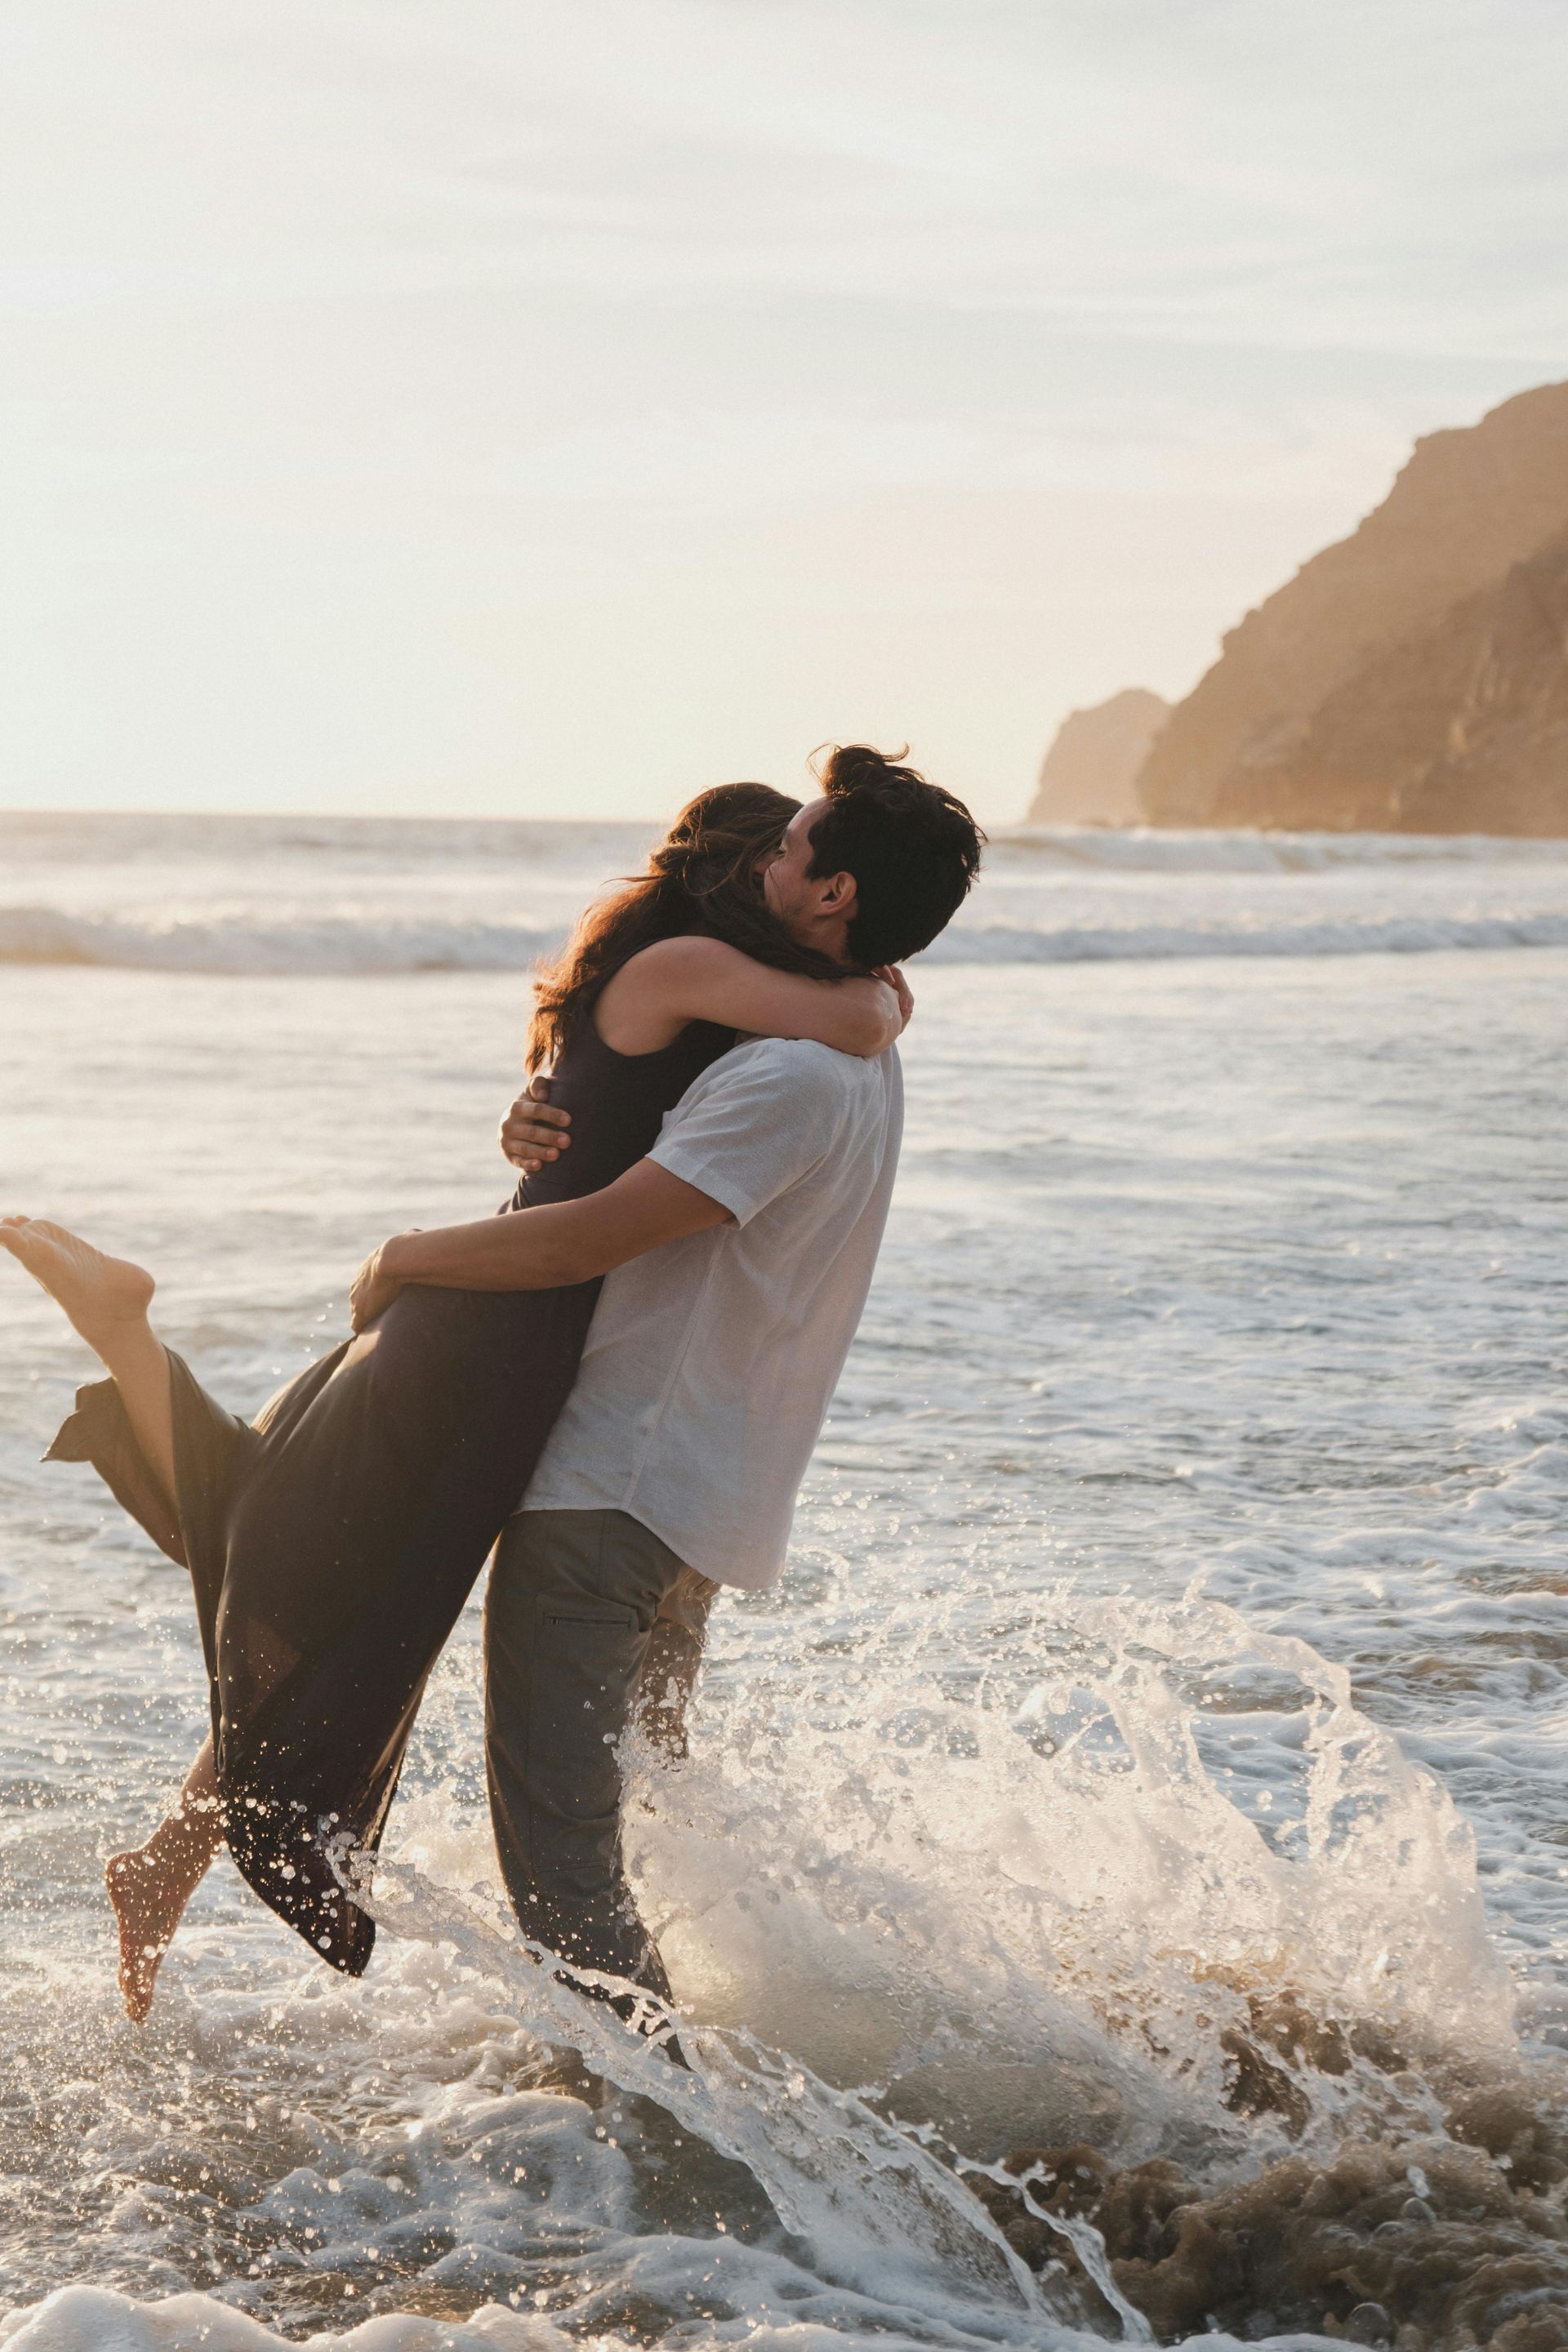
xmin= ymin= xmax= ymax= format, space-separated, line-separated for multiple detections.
xmin=4 ymin=746 xmax=982 ymax=2036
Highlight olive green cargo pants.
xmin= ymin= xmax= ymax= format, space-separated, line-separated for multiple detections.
xmin=483 ymin=1507 xmax=716 ymax=1999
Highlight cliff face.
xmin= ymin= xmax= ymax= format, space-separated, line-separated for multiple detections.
xmin=1267 ymin=532 xmax=1568 ymax=835
xmin=1027 ymin=688 xmax=1169 ymax=824
xmin=1135 ymin=381 xmax=1568 ymax=831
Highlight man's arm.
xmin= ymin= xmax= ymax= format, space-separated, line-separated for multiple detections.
xmin=349 ymin=1160 xmax=731 ymax=1330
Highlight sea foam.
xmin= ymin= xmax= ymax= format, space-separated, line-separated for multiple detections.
xmin=3 ymin=902 xmax=1568 ymax=978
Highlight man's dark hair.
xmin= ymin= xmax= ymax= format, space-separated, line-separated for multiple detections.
xmin=808 ymin=744 xmax=984 ymax=965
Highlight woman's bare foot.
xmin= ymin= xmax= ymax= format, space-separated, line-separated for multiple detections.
xmin=105 ymin=1848 xmax=182 ymax=2023
xmin=0 ymin=1217 xmax=155 ymax=1348
xmin=105 ymin=1747 xmax=225 ymax=2022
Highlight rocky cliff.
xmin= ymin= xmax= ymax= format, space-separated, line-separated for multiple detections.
xmin=1134 ymin=381 xmax=1568 ymax=833
xmin=1265 ymin=530 xmax=1568 ymax=834
xmin=1027 ymin=688 xmax=1169 ymax=824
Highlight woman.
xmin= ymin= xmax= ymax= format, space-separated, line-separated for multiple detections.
xmin=3 ymin=782 xmax=906 ymax=2020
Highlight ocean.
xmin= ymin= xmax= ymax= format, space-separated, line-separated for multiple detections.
xmin=1 ymin=812 xmax=1566 ymax=2352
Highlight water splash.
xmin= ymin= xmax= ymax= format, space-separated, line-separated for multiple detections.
xmin=0 ymin=1590 xmax=1557 ymax=2350
xmin=623 ymin=1590 xmax=1516 ymax=2175
xmin=360 ymin=1863 xmax=1055 ymax=2343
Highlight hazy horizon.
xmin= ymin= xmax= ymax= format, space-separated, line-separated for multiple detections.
xmin=5 ymin=0 xmax=1566 ymax=827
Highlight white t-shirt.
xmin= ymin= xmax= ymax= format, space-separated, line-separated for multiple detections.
xmin=521 ymin=1036 xmax=903 ymax=1589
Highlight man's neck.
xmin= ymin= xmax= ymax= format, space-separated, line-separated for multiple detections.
xmin=799 ymin=918 xmax=854 ymax=968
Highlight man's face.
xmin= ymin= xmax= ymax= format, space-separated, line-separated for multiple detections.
xmin=762 ymin=795 xmax=831 ymax=938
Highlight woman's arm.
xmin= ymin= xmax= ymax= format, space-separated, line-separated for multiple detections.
xmin=596 ymin=935 xmax=906 ymax=1058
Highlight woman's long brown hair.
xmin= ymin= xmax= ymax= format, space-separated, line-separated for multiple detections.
xmin=526 ymin=782 xmax=849 ymax=1071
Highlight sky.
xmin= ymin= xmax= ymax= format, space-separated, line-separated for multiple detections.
xmin=2 ymin=1 xmax=1565 ymax=826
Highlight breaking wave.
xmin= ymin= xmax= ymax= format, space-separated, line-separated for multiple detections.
xmin=0 ymin=907 xmax=566 ymax=978
xmin=924 ymin=910 xmax=1568 ymax=965
xmin=5 ymin=903 xmax=1568 ymax=978
xmin=4 ymin=814 xmax=1567 ymax=976
xmin=997 ymin=826 xmax=1568 ymax=872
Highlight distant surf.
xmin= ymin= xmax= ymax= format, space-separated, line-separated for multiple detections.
xmin=3 ymin=812 xmax=1567 ymax=975
xmin=6 ymin=900 xmax=1568 ymax=975
xmin=0 ymin=906 xmax=565 ymax=976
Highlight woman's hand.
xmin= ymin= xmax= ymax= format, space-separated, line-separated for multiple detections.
xmin=350 ymin=1241 xmax=408 ymax=1333
xmin=500 ymin=1073 xmax=572 ymax=1174
xmin=872 ymin=965 xmax=914 ymax=1034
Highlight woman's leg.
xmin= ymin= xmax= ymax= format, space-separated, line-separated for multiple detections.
xmin=2 ymin=1218 xmax=202 ymax=2016
xmin=106 ymin=1736 xmax=225 ymax=2022
xmin=1 ymin=1217 xmax=176 ymax=1505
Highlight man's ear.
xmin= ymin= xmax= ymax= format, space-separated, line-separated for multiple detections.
xmin=818 ymin=867 xmax=857 ymax=918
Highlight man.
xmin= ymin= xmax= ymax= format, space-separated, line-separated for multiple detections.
xmin=354 ymin=747 xmax=982 ymax=2006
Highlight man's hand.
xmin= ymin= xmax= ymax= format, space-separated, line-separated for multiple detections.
xmin=872 ymin=965 xmax=914 ymax=1035
xmin=501 ymin=1072 xmax=572 ymax=1174
xmin=350 ymin=1241 xmax=408 ymax=1333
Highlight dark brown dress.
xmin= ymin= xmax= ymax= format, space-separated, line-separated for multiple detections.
xmin=47 ymin=1015 xmax=733 ymax=1973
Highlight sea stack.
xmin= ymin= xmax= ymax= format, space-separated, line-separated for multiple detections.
xmin=1027 ymin=688 xmax=1170 ymax=825
xmin=1134 ymin=379 xmax=1568 ymax=834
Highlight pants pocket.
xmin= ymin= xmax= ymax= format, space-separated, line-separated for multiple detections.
xmin=543 ymin=1609 xmax=637 ymax=1629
